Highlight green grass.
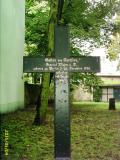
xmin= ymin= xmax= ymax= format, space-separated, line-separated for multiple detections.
xmin=1 ymin=102 xmax=120 ymax=160
xmin=72 ymin=102 xmax=120 ymax=110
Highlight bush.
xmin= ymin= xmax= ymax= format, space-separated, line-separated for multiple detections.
xmin=93 ymin=87 xmax=102 ymax=102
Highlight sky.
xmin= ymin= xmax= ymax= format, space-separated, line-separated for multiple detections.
xmin=91 ymin=48 xmax=120 ymax=75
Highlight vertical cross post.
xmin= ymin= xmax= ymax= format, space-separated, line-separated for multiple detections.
xmin=54 ymin=26 xmax=71 ymax=159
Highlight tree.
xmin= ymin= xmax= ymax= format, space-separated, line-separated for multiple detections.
xmin=30 ymin=0 xmax=58 ymax=124
xmin=25 ymin=0 xmax=118 ymax=125
xmin=107 ymin=6 xmax=120 ymax=69
xmin=108 ymin=33 xmax=120 ymax=60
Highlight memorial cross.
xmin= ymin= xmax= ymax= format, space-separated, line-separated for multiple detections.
xmin=23 ymin=26 xmax=100 ymax=160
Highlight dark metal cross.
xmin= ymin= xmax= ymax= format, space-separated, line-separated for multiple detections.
xmin=23 ymin=26 xmax=100 ymax=160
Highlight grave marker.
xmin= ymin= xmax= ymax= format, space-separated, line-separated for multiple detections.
xmin=23 ymin=26 xmax=100 ymax=160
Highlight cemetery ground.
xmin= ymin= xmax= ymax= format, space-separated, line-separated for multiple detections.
xmin=1 ymin=102 xmax=120 ymax=160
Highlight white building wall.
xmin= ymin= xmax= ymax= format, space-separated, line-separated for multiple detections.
xmin=73 ymin=85 xmax=93 ymax=101
xmin=102 ymin=88 xmax=107 ymax=102
xmin=0 ymin=0 xmax=25 ymax=113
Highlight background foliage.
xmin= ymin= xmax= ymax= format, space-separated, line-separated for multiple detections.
xmin=25 ymin=0 xmax=119 ymax=89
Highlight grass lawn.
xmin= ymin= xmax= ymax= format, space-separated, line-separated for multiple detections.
xmin=1 ymin=102 xmax=120 ymax=160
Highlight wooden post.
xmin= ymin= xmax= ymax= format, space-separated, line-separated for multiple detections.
xmin=109 ymin=98 xmax=116 ymax=110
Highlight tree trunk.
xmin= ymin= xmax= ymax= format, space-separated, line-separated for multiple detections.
xmin=33 ymin=0 xmax=57 ymax=125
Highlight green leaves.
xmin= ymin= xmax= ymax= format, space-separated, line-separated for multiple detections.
xmin=63 ymin=0 xmax=116 ymax=41
xmin=25 ymin=0 xmax=119 ymax=57
xmin=70 ymin=73 xmax=103 ymax=88
xmin=107 ymin=7 xmax=120 ymax=68
xmin=25 ymin=0 xmax=49 ymax=56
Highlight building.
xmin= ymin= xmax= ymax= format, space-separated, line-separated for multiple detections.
xmin=0 ymin=0 xmax=25 ymax=113
xmin=73 ymin=74 xmax=120 ymax=102
xmin=98 ymin=75 xmax=120 ymax=102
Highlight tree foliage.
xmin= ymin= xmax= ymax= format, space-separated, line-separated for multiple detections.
xmin=107 ymin=33 xmax=120 ymax=60
xmin=25 ymin=0 xmax=119 ymax=88
xmin=25 ymin=0 xmax=49 ymax=56
xmin=107 ymin=1 xmax=120 ymax=69
xmin=62 ymin=0 xmax=118 ymax=52
xmin=70 ymin=73 xmax=103 ymax=93
xmin=25 ymin=0 xmax=119 ymax=56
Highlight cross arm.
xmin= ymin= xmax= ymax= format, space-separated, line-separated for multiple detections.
xmin=23 ymin=56 xmax=56 ymax=73
xmin=68 ymin=56 xmax=100 ymax=73
xmin=23 ymin=56 xmax=100 ymax=73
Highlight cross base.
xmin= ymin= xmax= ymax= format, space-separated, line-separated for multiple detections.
xmin=55 ymin=157 xmax=71 ymax=160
